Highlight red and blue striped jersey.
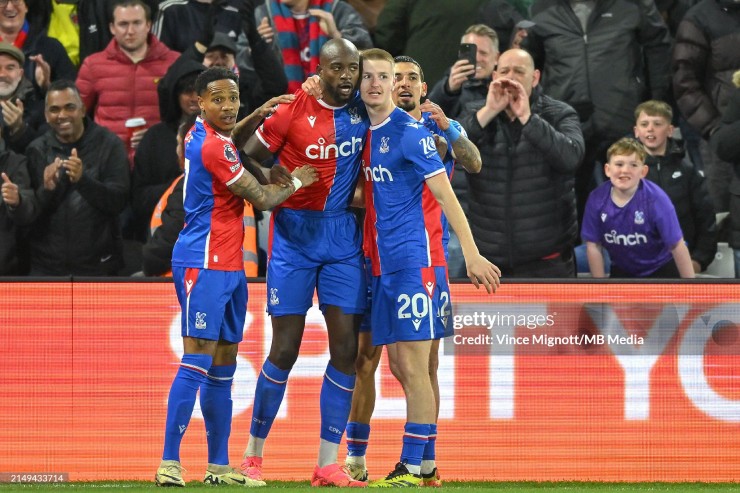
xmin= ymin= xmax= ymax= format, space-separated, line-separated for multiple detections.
xmin=362 ymin=107 xmax=447 ymax=275
xmin=255 ymin=90 xmax=369 ymax=211
xmin=172 ymin=118 xmax=245 ymax=271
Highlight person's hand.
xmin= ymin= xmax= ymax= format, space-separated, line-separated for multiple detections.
xmin=502 ymin=78 xmax=531 ymax=124
xmin=511 ymin=28 xmax=528 ymax=49
xmin=256 ymin=94 xmax=295 ymax=119
xmin=0 ymin=98 xmax=24 ymax=135
xmin=130 ymin=128 xmax=147 ymax=150
xmin=419 ymin=100 xmax=450 ymax=131
xmin=43 ymin=158 xmax=64 ymax=191
xmin=433 ymin=134 xmax=448 ymax=161
xmin=484 ymin=79 xmax=511 ymax=115
xmin=257 ymin=17 xmax=274 ymax=44
xmin=1 ymin=172 xmax=19 ymax=207
xmin=29 ymin=54 xmax=52 ymax=91
xmin=292 ymin=164 xmax=319 ymax=187
xmin=466 ymin=254 xmax=501 ymax=294
xmin=308 ymin=9 xmax=340 ymax=38
xmin=301 ymin=74 xmax=322 ymax=99
xmin=447 ymin=59 xmax=476 ymax=93
xmin=269 ymin=164 xmax=293 ymax=187
xmin=62 ymin=148 xmax=83 ymax=183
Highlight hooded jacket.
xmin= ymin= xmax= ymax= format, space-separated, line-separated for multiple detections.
xmin=645 ymin=139 xmax=717 ymax=270
xmin=25 ymin=118 xmax=129 ymax=276
xmin=131 ymin=57 xmax=204 ymax=230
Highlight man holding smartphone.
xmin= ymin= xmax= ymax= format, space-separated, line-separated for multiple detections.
xmin=427 ymin=24 xmax=499 ymax=119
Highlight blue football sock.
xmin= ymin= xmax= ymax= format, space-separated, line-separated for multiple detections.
xmin=320 ymin=363 xmax=355 ymax=444
xmin=201 ymin=363 xmax=236 ymax=465
xmin=346 ymin=422 xmax=371 ymax=458
xmin=250 ymin=359 xmax=291 ymax=439
xmin=401 ymin=422 xmax=430 ymax=469
xmin=422 ymin=423 xmax=437 ymax=461
xmin=162 ymin=353 xmax=212 ymax=461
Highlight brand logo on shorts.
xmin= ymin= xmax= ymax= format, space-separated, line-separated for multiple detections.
xmin=412 ymin=319 xmax=421 ymax=331
xmin=269 ymin=288 xmax=280 ymax=306
xmin=179 ymin=424 xmax=187 ymax=434
xmin=195 ymin=312 xmax=207 ymax=330
xmin=441 ymin=316 xmax=449 ymax=328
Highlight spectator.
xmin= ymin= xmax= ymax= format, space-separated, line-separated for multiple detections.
xmin=582 ymin=137 xmax=695 ymax=279
xmin=250 ymin=0 xmax=372 ymax=92
xmin=427 ymin=23 xmax=499 ymax=220
xmin=633 ymin=100 xmax=717 ymax=274
xmin=154 ymin=0 xmax=243 ymax=54
xmin=427 ymin=24 xmax=500 ymax=120
xmin=76 ymin=0 xmax=179 ymax=162
xmin=711 ymin=70 xmax=740 ymax=277
xmin=374 ymin=0 xmax=489 ymax=86
xmin=478 ymin=0 xmax=525 ymax=52
xmin=458 ymin=48 xmax=584 ymax=277
xmin=130 ymin=56 xmax=203 ymax=242
xmin=202 ymin=31 xmax=287 ymax=118
xmin=0 ymin=128 xmax=36 ymax=275
xmin=672 ymin=0 xmax=740 ymax=213
xmin=0 ymin=0 xmax=77 ymax=97
xmin=0 ymin=42 xmax=45 ymax=153
xmin=522 ymin=0 xmax=672 ymax=226
xmin=25 ymin=80 xmax=129 ymax=276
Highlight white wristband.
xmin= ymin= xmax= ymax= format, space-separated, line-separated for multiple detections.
xmin=292 ymin=176 xmax=302 ymax=191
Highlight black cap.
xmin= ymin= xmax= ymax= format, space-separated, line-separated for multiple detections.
xmin=208 ymin=32 xmax=237 ymax=55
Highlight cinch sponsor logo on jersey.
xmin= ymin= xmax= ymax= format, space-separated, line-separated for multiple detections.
xmin=363 ymin=162 xmax=394 ymax=182
xmin=305 ymin=136 xmax=363 ymax=159
xmin=604 ymin=230 xmax=648 ymax=246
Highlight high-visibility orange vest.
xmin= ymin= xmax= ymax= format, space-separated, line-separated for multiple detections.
xmin=150 ymin=176 xmax=259 ymax=277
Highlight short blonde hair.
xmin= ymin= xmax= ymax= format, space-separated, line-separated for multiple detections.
xmin=607 ymin=137 xmax=647 ymax=163
xmin=361 ymin=48 xmax=394 ymax=66
xmin=463 ymin=24 xmax=499 ymax=53
xmin=634 ymin=100 xmax=672 ymax=122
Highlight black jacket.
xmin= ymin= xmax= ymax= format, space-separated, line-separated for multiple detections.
xmin=645 ymin=139 xmax=717 ymax=270
xmin=2 ymin=77 xmax=46 ymax=154
xmin=712 ymin=87 xmax=740 ymax=248
xmin=21 ymin=33 xmax=77 ymax=97
xmin=26 ymin=119 xmax=129 ymax=276
xmin=672 ymin=0 xmax=740 ymax=138
xmin=0 ymin=147 xmax=36 ymax=275
xmin=459 ymin=87 xmax=584 ymax=270
xmin=523 ymin=0 xmax=672 ymax=141
xmin=142 ymin=175 xmax=184 ymax=276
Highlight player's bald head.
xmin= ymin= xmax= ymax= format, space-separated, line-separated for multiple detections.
xmin=319 ymin=38 xmax=360 ymax=65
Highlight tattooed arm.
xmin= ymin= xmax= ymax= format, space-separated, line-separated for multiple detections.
xmin=419 ymin=100 xmax=481 ymax=173
xmin=228 ymin=164 xmax=318 ymax=210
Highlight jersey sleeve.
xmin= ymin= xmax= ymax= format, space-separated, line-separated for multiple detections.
xmin=254 ymin=96 xmax=294 ymax=152
xmin=402 ymin=124 xmax=446 ymax=180
xmin=202 ymin=138 xmax=244 ymax=186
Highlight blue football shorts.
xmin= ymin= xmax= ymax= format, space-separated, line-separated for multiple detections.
xmin=173 ymin=266 xmax=247 ymax=343
xmin=371 ymin=265 xmax=452 ymax=346
xmin=267 ymin=208 xmax=366 ymax=316
xmin=359 ymin=257 xmax=373 ymax=333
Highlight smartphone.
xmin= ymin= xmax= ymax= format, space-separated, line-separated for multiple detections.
xmin=458 ymin=43 xmax=477 ymax=79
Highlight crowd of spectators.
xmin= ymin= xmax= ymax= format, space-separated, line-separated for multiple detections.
xmin=0 ymin=0 xmax=737 ymax=278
